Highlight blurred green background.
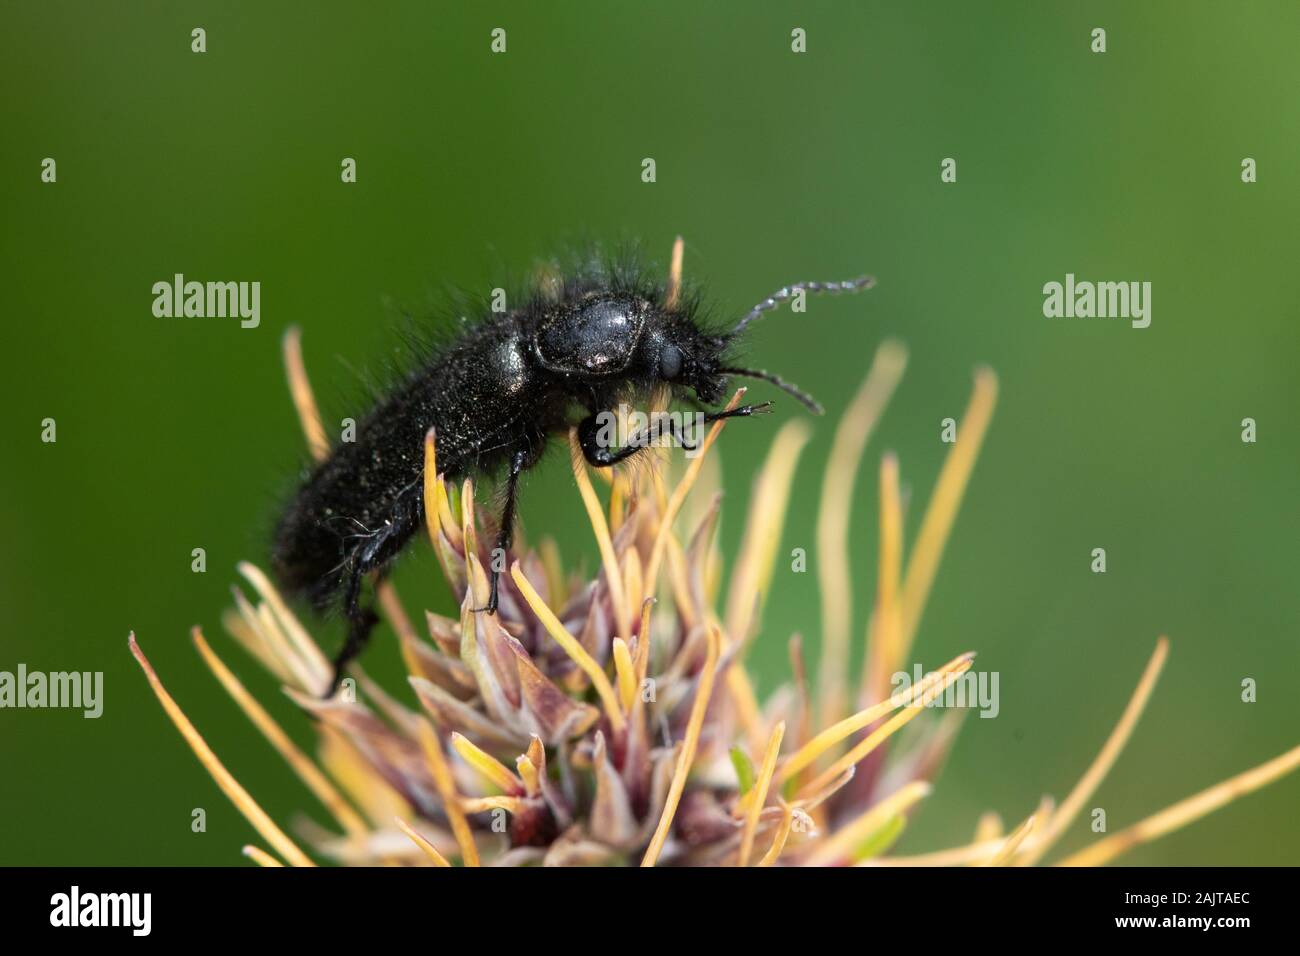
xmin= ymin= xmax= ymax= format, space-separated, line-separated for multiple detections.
xmin=2 ymin=1 xmax=1297 ymax=866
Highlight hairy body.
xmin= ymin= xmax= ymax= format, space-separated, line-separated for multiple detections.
xmin=271 ymin=255 xmax=873 ymax=690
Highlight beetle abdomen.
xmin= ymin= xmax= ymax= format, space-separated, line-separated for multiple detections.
xmin=270 ymin=315 xmax=552 ymax=608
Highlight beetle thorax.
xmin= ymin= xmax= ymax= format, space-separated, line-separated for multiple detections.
xmin=533 ymin=293 xmax=649 ymax=376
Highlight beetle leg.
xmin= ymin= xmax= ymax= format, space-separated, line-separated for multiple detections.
xmin=577 ymin=410 xmax=696 ymax=467
xmin=472 ymin=448 xmax=529 ymax=616
xmin=702 ymin=401 xmax=773 ymax=422
xmin=328 ymin=560 xmax=381 ymax=695
xmin=325 ymin=491 xmax=421 ymax=695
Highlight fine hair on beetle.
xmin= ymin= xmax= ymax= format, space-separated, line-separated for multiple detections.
xmin=269 ymin=243 xmax=876 ymax=693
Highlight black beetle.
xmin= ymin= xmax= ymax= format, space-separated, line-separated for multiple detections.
xmin=271 ymin=250 xmax=874 ymax=691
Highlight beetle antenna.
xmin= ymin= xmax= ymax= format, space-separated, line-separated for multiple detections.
xmin=729 ymin=275 xmax=876 ymax=338
xmin=719 ymin=365 xmax=824 ymax=415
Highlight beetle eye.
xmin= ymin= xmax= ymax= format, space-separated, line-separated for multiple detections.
xmin=659 ymin=344 xmax=683 ymax=380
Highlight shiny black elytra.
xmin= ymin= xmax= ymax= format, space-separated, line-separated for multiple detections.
xmin=270 ymin=254 xmax=874 ymax=692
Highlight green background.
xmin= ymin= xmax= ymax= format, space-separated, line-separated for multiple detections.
xmin=2 ymin=1 xmax=1296 ymax=866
